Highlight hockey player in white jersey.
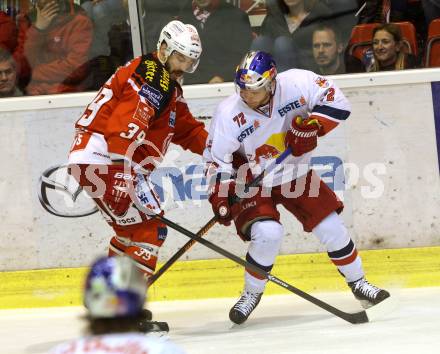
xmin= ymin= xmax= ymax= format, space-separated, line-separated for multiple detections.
xmin=49 ymin=256 xmax=185 ymax=354
xmin=205 ymin=51 xmax=390 ymax=325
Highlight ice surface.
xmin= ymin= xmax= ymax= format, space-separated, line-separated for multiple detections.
xmin=1 ymin=287 xmax=439 ymax=354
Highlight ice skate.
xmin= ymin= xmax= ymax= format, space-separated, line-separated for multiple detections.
xmin=349 ymin=277 xmax=390 ymax=309
xmin=137 ymin=308 xmax=169 ymax=333
xmin=229 ymin=290 xmax=263 ymax=325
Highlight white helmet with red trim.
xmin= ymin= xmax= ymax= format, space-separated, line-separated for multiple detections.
xmin=157 ymin=20 xmax=202 ymax=73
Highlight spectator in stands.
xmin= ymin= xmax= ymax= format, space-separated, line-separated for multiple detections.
xmin=365 ymin=23 xmax=417 ymax=71
xmin=421 ymin=0 xmax=440 ymax=26
xmin=142 ymin=0 xmax=184 ymax=53
xmin=357 ymin=0 xmax=426 ymax=25
xmin=321 ymin=0 xmax=358 ymax=43
xmin=312 ymin=24 xmax=345 ymax=75
xmin=18 ymin=0 xmax=93 ymax=95
xmin=0 ymin=10 xmax=18 ymax=53
xmin=0 ymin=47 xmax=23 ymax=98
xmin=81 ymin=0 xmax=126 ymax=89
xmin=252 ymin=0 xmax=333 ymax=71
xmin=178 ymin=0 xmax=253 ymax=84
xmin=107 ymin=0 xmax=133 ymax=71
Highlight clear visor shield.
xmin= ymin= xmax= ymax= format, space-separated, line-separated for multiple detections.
xmin=171 ymin=51 xmax=200 ymax=73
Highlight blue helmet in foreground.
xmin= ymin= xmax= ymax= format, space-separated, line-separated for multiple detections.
xmin=235 ymin=51 xmax=277 ymax=91
xmin=84 ymin=256 xmax=147 ymax=318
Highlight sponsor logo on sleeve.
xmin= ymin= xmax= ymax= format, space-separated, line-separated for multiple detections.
xmin=157 ymin=227 xmax=168 ymax=241
xmin=277 ymin=96 xmax=307 ymax=117
xmin=139 ymin=84 xmax=163 ymax=109
xmin=315 ymin=77 xmax=330 ymax=88
xmin=133 ymin=101 xmax=154 ymax=128
xmin=169 ymin=110 xmax=176 ymax=127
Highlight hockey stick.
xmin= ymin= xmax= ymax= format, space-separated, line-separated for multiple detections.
xmin=148 ymin=147 xmax=293 ymax=286
xmin=151 ymin=213 xmax=369 ymax=324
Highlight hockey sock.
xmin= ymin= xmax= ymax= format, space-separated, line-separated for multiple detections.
xmin=313 ymin=212 xmax=364 ymax=282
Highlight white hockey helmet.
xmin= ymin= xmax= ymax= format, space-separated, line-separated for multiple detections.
xmin=84 ymin=256 xmax=147 ymax=318
xmin=157 ymin=20 xmax=202 ymax=73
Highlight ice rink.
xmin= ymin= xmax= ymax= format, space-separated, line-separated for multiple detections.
xmin=1 ymin=287 xmax=439 ymax=354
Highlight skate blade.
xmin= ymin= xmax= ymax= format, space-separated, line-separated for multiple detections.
xmin=138 ymin=321 xmax=169 ymax=333
xmin=229 ymin=321 xmax=246 ymax=329
xmin=365 ymin=295 xmax=398 ymax=322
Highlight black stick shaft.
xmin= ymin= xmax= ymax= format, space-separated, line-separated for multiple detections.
xmin=153 ymin=214 xmax=368 ymax=324
xmin=148 ymin=148 xmax=293 ymax=286
xmin=147 ymin=216 xmax=216 ymax=286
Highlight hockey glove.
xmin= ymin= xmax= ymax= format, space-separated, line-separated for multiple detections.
xmin=285 ymin=117 xmax=321 ymax=157
xmin=208 ymin=179 xmax=237 ymax=226
xmin=102 ymin=164 xmax=136 ymax=216
xmin=135 ymin=173 xmax=163 ymax=217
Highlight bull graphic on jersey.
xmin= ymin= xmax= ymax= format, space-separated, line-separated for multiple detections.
xmin=254 ymin=132 xmax=286 ymax=163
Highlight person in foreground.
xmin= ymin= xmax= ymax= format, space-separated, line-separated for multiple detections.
xmin=49 ymin=256 xmax=186 ymax=353
xmin=68 ymin=20 xmax=207 ymax=288
xmin=204 ymin=50 xmax=390 ymax=325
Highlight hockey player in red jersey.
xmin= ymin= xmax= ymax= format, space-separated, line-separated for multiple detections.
xmin=68 ymin=21 xmax=207 ymax=291
xmin=49 ymin=256 xmax=186 ymax=353
xmin=205 ymin=51 xmax=390 ymax=325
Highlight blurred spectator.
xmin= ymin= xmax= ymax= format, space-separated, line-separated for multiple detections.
xmin=0 ymin=10 xmax=18 ymax=52
xmin=81 ymin=0 xmax=126 ymax=89
xmin=322 ymin=0 xmax=358 ymax=43
xmin=357 ymin=0 xmax=391 ymax=23
xmin=357 ymin=0 xmax=426 ymax=24
xmin=49 ymin=256 xmax=185 ymax=354
xmin=107 ymin=0 xmax=133 ymax=70
xmin=421 ymin=0 xmax=440 ymax=26
xmin=18 ymin=0 xmax=93 ymax=95
xmin=312 ymin=24 xmax=345 ymax=74
xmin=252 ymin=0 xmax=333 ymax=71
xmin=142 ymin=0 xmax=184 ymax=53
xmin=178 ymin=0 xmax=253 ymax=84
xmin=364 ymin=23 xmax=417 ymax=71
xmin=0 ymin=47 xmax=23 ymax=98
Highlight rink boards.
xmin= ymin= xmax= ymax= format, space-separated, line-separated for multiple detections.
xmin=1 ymin=246 xmax=439 ymax=309
xmin=0 ymin=69 xmax=439 ymax=309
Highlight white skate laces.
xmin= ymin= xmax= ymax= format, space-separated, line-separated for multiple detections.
xmin=229 ymin=291 xmax=263 ymax=325
xmin=349 ymin=278 xmax=390 ymax=308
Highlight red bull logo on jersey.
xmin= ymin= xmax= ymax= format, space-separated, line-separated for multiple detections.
xmin=255 ymin=144 xmax=281 ymax=163
xmin=253 ymin=133 xmax=285 ymax=163
xmin=315 ymin=77 xmax=330 ymax=88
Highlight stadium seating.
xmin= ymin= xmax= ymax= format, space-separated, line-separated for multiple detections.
xmin=425 ymin=19 xmax=440 ymax=67
xmin=347 ymin=22 xmax=418 ymax=61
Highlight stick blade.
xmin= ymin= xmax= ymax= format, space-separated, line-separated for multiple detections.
xmin=344 ymin=310 xmax=369 ymax=324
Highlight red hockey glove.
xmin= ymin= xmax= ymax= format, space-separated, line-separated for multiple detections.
xmin=232 ymin=152 xmax=253 ymax=184
xmin=102 ymin=164 xmax=136 ymax=216
xmin=285 ymin=117 xmax=321 ymax=157
xmin=208 ymin=179 xmax=237 ymax=226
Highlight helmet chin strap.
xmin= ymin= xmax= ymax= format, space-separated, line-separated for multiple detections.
xmin=269 ymin=80 xmax=276 ymax=95
xmin=157 ymin=50 xmax=168 ymax=66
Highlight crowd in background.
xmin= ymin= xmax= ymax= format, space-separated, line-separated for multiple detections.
xmin=0 ymin=0 xmax=439 ymax=98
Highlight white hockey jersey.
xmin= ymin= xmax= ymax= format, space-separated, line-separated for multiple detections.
xmin=204 ymin=69 xmax=351 ymax=187
xmin=48 ymin=333 xmax=186 ymax=354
